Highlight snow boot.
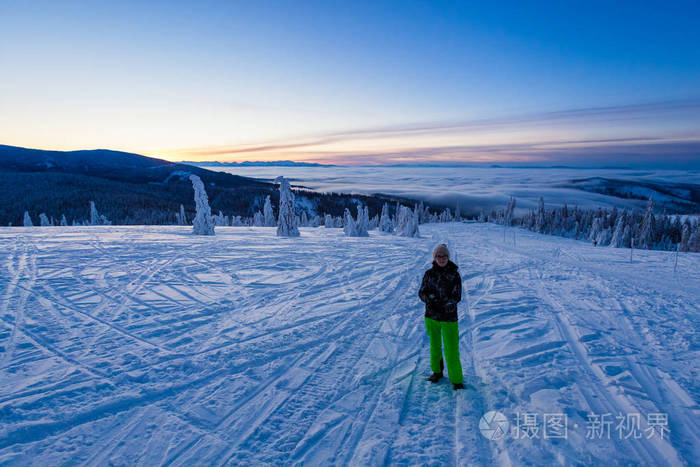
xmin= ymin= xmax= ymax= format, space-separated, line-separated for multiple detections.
xmin=453 ymin=382 xmax=465 ymax=390
xmin=427 ymin=359 xmax=445 ymax=383
xmin=427 ymin=372 xmax=443 ymax=383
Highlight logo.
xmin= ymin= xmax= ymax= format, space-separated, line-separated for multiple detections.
xmin=479 ymin=410 xmax=509 ymax=440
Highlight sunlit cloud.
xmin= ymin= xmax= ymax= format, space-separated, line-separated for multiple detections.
xmin=168 ymin=98 xmax=700 ymax=167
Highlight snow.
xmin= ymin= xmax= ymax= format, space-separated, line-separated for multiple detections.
xmin=0 ymin=224 xmax=698 ymax=465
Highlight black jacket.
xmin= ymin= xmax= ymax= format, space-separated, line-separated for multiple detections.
xmin=418 ymin=260 xmax=462 ymax=322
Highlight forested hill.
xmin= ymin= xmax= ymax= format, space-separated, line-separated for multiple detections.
xmin=0 ymin=145 xmax=421 ymax=226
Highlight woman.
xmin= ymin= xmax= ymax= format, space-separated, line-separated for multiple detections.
xmin=418 ymin=243 xmax=465 ymax=390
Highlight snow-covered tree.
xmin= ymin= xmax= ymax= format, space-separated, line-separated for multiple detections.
xmin=343 ymin=208 xmax=358 ymax=236
xmin=275 ymin=176 xmax=299 ymax=237
xmin=263 ymin=195 xmax=275 ymax=227
xmin=253 ymin=211 xmax=264 ymax=226
xmin=324 ymin=214 xmax=334 ymax=228
xmin=504 ymin=197 xmax=516 ymax=226
xmin=301 ymin=211 xmax=309 ymax=227
xmin=176 ymin=204 xmax=187 ymax=226
xmin=189 ymin=174 xmax=215 ymax=235
xmin=379 ymin=203 xmax=394 ymax=232
xmin=638 ymin=197 xmax=656 ymax=249
xmin=609 ymin=211 xmax=629 ymax=248
xmin=89 ymin=201 xmax=111 ymax=225
xmin=534 ymin=197 xmax=545 ymax=233
xmin=59 ymin=214 xmax=68 ymax=226
xmin=455 ymin=204 xmax=461 ymax=221
xmin=396 ymin=205 xmax=420 ymax=237
xmin=355 ymin=205 xmax=369 ymax=237
xmin=38 ymin=213 xmax=50 ymax=226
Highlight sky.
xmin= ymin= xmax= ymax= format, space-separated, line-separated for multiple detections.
xmin=1 ymin=0 xmax=699 ymax=167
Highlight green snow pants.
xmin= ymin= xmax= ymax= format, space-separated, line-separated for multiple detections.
xmin=425 ymin=317 xmax=463 ymax=384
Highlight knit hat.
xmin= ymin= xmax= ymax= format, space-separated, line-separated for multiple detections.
xmin=433 ymin=243 xmax=449 ymax=259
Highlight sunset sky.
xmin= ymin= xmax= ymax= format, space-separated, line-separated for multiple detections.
xmin=1 ymin=1 xmax=699 ymax=166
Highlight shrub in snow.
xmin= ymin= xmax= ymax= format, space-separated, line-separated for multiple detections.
xmin=379 ymin=203 xmax=394 ymax=232
xmin=275 ymin=176 xmax=299 ymax=237
xmin=263 ymin=195 xmax=275 ymax=227
xmin=231 ymin=216 xmax=244 ymax=226
xmin=189 ymin=174 xmax=215 ymax=235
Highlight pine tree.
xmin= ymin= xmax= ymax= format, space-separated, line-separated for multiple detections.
xmin=263 ymin=195 xmax=275 ymax=227
xmin=189 ymin=174 xmax=216 ymax=235
xmin=638 ymin=197 xmax=656 ymax=249
xmin=275 ymin=176 xmax=300 ymax=237
xmin=343 ymin=208 xmax=358 ymax=236
xmin=535 ymin=197 xmax=545 ymax=233
xmin=379 ymin=203 xmax=394 ymax=232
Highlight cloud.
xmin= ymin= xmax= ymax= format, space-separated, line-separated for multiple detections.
xmin=171 ymin=98 xmax=700 ymax=167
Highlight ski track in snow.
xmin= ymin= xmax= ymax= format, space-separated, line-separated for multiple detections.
xmin=0 ymin=224 xmax=697 ymax=466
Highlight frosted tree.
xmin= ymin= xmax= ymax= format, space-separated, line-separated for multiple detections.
xmin=90 ymin=201 xmax=99 ymax=225
xmin=679 ymin=221 xmax=691 ymax=252
xmin=609 ymin=212 xmax=628 ymax=247
xmin=253 ymin=211 xmax=264 ymax=226
xmin=534 ymin=197 xmax=545 ymax=233
xmin=301 ymin=211 xmax=309 ymax=227
xmin=60 ymin=214 xmax=68 ymax=226
xmin=355 ymin=205 xmax=369 ymax=237
xmin=504 ymin=197 xmax=516 ymax=226
xmin=343 ymin=208 xmax=358 ymax=236
xmin=175 ymin=204 xmax=187 ymax=226
xmin=39 ymin=213 xmax=50 ymax=226
xmin=368 ymin=214 xmax=379 ymax=230
xmin=477 ymin=211 xmax=486 ymax=223
xmin=438 ymin=208 xmax=452 ymax=223
xmin=231 ymin=216 xmax=244 ymax=226
xmin=89 ymin=201 xmax=111 ymax=225
xmin=397 ymin=206 xmax=420 ymax=237
xmin=638 ymin=197 xmax=656 ymax=249
xmin=275 ymin=176 xmax=299 ymax=237
xmin=455 ymin=204 xmax=461 ymax=221
xmin=379 ymin=203 xmax=394 ymax=232
xmin=263 ymin=195 xmax=275 ymax=227
xmin=23 ymin=212 xmax=33 ymax=226
xmin=189 ymin=174 xmax=215 ymax=235
xmin=324 ymin=214 xmax=334 ymax=228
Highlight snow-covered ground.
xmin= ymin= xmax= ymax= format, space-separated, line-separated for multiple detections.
xmin=0 ymin=223 xmax=698 ymax=465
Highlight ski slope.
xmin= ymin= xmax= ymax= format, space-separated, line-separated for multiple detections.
xmin=0 ymin=223 xmax=698 ymax=466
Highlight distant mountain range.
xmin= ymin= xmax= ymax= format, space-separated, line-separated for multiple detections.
xmin=182 ymin=160 xmax=334 ymax=167
xmin=0 ymin=145 xmax=428 ymax=226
